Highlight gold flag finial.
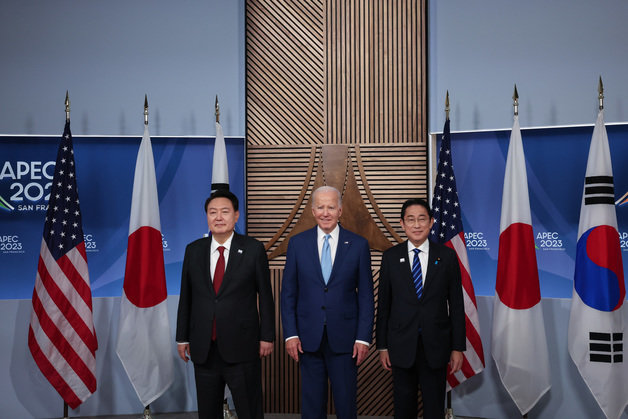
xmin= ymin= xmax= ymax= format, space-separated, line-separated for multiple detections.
xmin=215 ymin=95 xmax=220 ymax=123
xmin=598 ymin=76 xmax=604 ymax=111
xmin=144 ymin=94 xmax=149 ymax=125
xmin=445 ymin=90 xmax=450 ymax=121
xmin=65 ymin=91 xmax=70 ymax=122
xmin=513 ymin=84 xmax=519 ymax=116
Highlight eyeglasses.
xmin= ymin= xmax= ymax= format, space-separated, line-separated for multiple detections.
xmin=403 ymin=217 xmax=430 ymax=226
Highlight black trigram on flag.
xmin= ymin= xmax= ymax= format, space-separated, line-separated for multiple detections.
xmin=584 ymin=176 xmax=615 ymax=205
xmin=589 ymin=332 xmax=623 ymax=363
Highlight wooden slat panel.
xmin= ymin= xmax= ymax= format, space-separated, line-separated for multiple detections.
xmin=246 ymin=0 xmax=326 ymax=146
xmin=247 ymin=0 xmax=426 ymax=146
xmin=249 ymin=144 xmax=426 ymax=415
xmin=247 ymin=0 xmax=428 ymax=415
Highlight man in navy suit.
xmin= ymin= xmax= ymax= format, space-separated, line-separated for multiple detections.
xmin=281 ymin=186 xmax=374 ymax=419
xmin=176 ymin=190 xmax=275 ymax=419
xmin=376 ymin=198 xmax=465 ymax=419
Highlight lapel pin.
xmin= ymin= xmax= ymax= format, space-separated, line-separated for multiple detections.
xmin=344 ymin=241 xmax=349 ymax=245
xmin=237 ymin=249 xmax=243 ymax=254
xmin=400 ymin=258 xmax=405 ymax=263
xmin=435 ymin=257 xmax=440 ymax=265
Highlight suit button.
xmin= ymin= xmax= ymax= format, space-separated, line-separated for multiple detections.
xmin=324 ymin=287 xmax=328 ymax=292
xmin=321 ymin=306 xmax=325 ymax=310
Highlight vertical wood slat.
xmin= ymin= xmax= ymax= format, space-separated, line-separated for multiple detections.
xmin=324 ymin=0 xmax=425 ymax=145
xmin=248 ymin=0 xmax=426 ymax=146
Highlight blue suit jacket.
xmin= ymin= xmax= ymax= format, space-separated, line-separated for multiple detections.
xmin=281 ymin=225 xmax=374 ymax=353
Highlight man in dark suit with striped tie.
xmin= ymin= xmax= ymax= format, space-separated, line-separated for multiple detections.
xmin=376 ymin=198 xmax=465 ymax=419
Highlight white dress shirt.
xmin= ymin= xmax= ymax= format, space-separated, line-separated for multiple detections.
xmin=210 ymin=232 xmax=234 ymax=282
xmin=407 ymin=239 xmax=430 ymax=287
xmin=317 ymin=225 xmax=339 ymax=265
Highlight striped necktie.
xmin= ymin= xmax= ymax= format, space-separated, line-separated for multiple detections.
xmin=412 ymin=248 xmax=423 ymax=300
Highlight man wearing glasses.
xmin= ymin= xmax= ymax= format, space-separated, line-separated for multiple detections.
xmin=376 ymin=198 xmax=465 ymax=419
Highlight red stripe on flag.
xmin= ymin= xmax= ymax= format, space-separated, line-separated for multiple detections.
xmin=464 ymin=315 xmax=484 ymax=363
xmin=447 ymin=373 xmax=461 ymax=388
xmin=58 ymin=242 xmax=93 ymax=310
xmin=38 ymin=254 xmax=97 ymax=352
xmin=31 ymin=290 xmax=97 ymax=391
xmin=459 ymin=354 xmax=476 ymax=377
xmin=445 ymin=237 xmax=485 ymax=389
xmin=28 ymin=326 xmax=83 ymax=409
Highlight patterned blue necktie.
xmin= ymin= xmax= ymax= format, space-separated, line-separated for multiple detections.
xmin=412 ymin=248 xmax=423 ymax=300
xmin=321 ymin=234 xmax=332 ymax=284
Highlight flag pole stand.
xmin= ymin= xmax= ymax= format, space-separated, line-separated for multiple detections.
xmin=445 ymin=391 xmax=455 ymax=419
xmin=143 ymin=404 xmax=152 ymax=419
xmin=62 ymin=402 xmax=69 ymax=419
xmin=223 ymin=398 xmax=237 ymax=418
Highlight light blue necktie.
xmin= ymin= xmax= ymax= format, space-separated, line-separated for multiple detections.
xmin=412 ymin=248 xmax=423 ymax=300
xmin=321 ymin=234 xmax=332 ymax=284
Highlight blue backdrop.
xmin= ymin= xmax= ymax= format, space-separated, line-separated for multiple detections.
xmin=0 ymin=134 xmax=245 ymax=299
xmin=441 ymin=123 xmax=628 ymax=298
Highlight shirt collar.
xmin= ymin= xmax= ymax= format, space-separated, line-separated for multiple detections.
xmin=407 ymin=239 xmax=429 ymax=254
xmin=317 ymin=224 xmax=340 ymax=242
xmin=211 ymin=232 xmax=234 ymax=253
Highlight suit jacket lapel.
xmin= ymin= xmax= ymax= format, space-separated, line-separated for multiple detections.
xmin=399 ymin=241 xmax=417 ymax=294
xmin=307 ymin=227 xmax=326 ymax=284
xmin=424 ymin=240 xmax=441 ymax=295
xmin=203 ymin=238 xmax=215 ymax=295
xmin=328 ymin=227 xmax=351 ymax=284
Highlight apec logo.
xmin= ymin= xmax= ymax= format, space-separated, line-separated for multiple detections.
xmin=84 ymin=234 xmax=98 ymax=253
xmin=464 ymin=232 xmax=489 ymax=250
xmin=0 ymin=235 xmax=25 ymax=254
xmin=536 ymin=231 xmax=565 ymax=251
xmin=162 ymin=233 xmax=170 ymax=251
xmin=0 ymin=161 xmax=55 ymax=212
xmin=620 ymin=232 xmax=628 ymax=251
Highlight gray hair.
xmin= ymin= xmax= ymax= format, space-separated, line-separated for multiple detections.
xmin=312 ymin=186 xmax=342 ymax=207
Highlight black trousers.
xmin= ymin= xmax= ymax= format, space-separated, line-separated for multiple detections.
xmin=391 ymin=336 xmax=447 ymax=419
xmin=193 ymin=343 xmax=263 ymax=419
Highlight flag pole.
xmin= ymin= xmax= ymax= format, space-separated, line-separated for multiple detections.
xmin=445 ymin=90 xmax=450 ymax=122
xmin=215 ymin=95 xmax=220 ymax=123
xmin=444 ymin=89 xmax=455 ymax=419
xmin=216 ymin=96 xmax=235 ymax=418
xmin=143 ymin=95 xmax=154 ymax=419
xmin=65 ymin=91 xmax=70 ymax=123
xmin=62 ymin=91 xmax=70 ymax=419
xmin=513 ymin=84 xmax=528 ymax=419
xmin=598 ymin=76 xmax=604 ymax=110
xmin=144 ymin=94 xmax=149 ymax=126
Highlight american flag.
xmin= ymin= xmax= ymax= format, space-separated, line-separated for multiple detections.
xmin=28 ymin=121 xmax=97 ymax=409
xmin=431 ymin=119 xmax=485 ymax=390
